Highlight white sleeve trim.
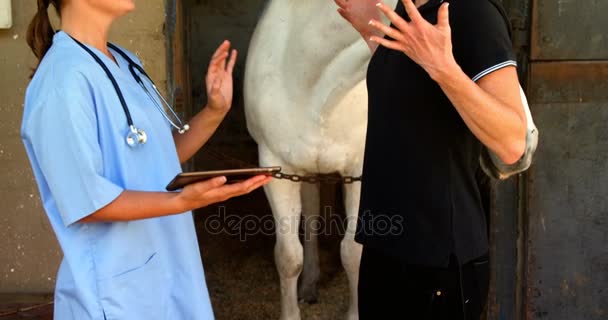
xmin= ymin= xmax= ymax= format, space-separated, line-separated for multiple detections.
xmin=472 ymin=60 xmax=518 ymax=82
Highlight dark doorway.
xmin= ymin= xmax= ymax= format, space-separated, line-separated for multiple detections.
xmin=180 ymin=1 xmax=351 ymax=318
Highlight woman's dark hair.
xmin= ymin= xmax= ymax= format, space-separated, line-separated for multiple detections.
xmin=26 ymin=0 xmax=61 ymax=76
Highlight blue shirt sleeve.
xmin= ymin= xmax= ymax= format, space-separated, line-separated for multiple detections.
xmin=23 ymin=70 xmax=124 ymax=226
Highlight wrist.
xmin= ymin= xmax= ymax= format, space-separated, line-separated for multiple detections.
xmin=203 ymin=104 xmax=229 ymax=119
xmin=170 ymin=191 xmax=191 ymax=213
xmin=429 ymin=59 xmax=464 ymax=85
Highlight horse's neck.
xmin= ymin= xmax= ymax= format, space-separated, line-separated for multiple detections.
xmin=258 ymin=0 xmax=371 ymax=112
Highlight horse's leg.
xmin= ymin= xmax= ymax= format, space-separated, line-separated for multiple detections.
xmin=260 ymin=146 xmax=304 ymax=320
xmin=341 ymin=180 xmax=363 ymax=320
xmin=298 ymin=182 xmax=321 ymax=303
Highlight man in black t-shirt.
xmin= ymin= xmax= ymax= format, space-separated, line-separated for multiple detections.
xmin=336 ymin=0 xmax=527 ymax=318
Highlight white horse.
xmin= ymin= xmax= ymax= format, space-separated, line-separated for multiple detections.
xmin=244 ymin=1 xmax=396 ymax=319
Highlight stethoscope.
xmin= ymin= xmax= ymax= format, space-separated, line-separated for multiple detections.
xmin=69 ymin=35 xmax=190 ymax=147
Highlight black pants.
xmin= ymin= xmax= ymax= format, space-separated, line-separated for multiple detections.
xmin=358 ymin=246 xmax=489 ymax=320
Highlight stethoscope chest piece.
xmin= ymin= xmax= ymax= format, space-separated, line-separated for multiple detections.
xmin=126 ymin=125 xmax=148 ymax=147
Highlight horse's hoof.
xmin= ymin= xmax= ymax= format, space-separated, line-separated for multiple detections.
xmin=297 ymin=285 xmax=319 ymax=304
xmin=298 ymin=296 xmax=319 ymax=304
xmin=279 ymin=313 xmax=302 ymax=320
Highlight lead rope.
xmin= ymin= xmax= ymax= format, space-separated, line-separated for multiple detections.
xmin=202 ymin=147 xmax=362 ymax=184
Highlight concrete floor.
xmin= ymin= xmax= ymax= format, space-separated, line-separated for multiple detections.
xmin=0 ymin=294 xmax=53 ymax=320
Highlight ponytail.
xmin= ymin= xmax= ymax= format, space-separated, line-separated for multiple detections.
xmin=26 ymin=0 xmax=60 ymax=76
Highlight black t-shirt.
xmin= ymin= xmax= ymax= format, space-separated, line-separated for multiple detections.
xmin=355 ymin=0 xmax=517 ymax=267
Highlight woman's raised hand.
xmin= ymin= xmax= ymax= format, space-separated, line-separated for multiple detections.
xmin=206 ymin=41 xmax=238 ymax=113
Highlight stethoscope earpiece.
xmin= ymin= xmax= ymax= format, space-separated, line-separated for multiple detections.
xmin=178 ymin=124 xmax=190 ymax=135
xmin=126 ymin=125 xmax=148 ymax=147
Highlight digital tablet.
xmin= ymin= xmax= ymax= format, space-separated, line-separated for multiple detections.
xmin=166 ymin=167 xmax=281 ymax=191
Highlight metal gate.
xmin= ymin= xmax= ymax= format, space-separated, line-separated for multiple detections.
xmin=490 ymin=1 xmax=608 ymax=319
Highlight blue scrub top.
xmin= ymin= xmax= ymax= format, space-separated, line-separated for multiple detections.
xmin=21 ymin=31 xmax=214 ymax=320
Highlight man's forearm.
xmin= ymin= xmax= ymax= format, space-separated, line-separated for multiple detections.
xmin=433 ymin=63 xmax=527 ymax=164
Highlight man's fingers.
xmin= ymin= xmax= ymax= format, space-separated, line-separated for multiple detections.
xmin=401 ymin=0 xmax=423 ymax=23
xmin=437 ymin=2 xmax=450 ymax=29
xmin=369 ymin=20 xmax=405 ymax=42
xmin=369 ymin=36 xmax=406 ymax=53
xmin=376 ymin=1 xmax=410 ymax=32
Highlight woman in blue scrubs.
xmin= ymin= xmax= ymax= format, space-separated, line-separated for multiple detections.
xmin=21 ymin=1 xmax=271 ymax=319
